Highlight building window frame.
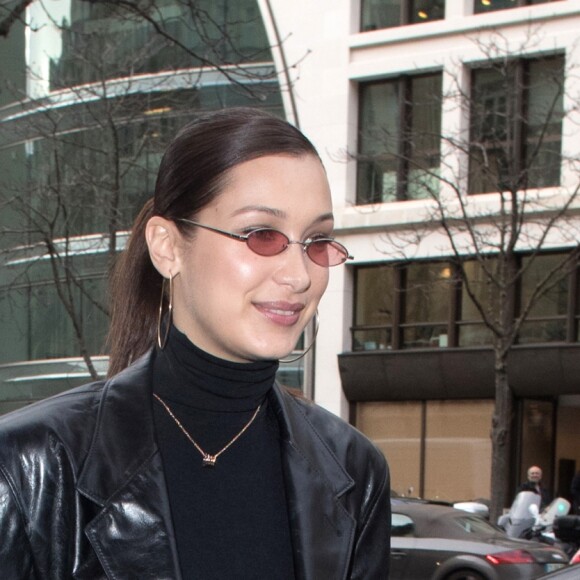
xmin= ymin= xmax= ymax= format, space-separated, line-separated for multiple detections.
xmin=356 ymin=72 xmax=443 ymax=205
xmin=468 ymin=55 xmax=564 ymax=195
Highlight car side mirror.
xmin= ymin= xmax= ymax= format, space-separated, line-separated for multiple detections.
xmin=391 ymin=514 xmax=415 ymax=537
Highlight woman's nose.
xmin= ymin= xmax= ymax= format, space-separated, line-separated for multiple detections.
xmin=273 ymin=244 xmax=312 ymax=292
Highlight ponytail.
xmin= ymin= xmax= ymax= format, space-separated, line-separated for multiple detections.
xmin=106 ymin=198 xmax=162 ymax=377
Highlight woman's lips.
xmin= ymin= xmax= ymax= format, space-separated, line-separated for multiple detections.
xmin=254 ymin=302 xmax=305 ymax=326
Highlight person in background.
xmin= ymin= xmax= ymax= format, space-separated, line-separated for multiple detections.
xmin=0 ymin=107 xmax=390 ymax=579
xmin=518 ymin=465 xmax=552 ymax=510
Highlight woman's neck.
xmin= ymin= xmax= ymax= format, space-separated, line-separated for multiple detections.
xmin=153 ymin=324 xmax=278 ymax=412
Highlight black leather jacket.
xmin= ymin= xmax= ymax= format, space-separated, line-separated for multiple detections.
xmin=0 ymin=352 xmax=390 ymax=579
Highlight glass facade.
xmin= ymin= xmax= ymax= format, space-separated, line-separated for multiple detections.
xmin=357 ymin=73 xmax=442 ymax=204
xmin=0 ymin=0 xmax=287 ymax=412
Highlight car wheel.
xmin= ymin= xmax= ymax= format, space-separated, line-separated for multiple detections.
xmin=444 ymin=571 xmax=486 ymax=580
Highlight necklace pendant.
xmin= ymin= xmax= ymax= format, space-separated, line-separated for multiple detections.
xmin=202 ymin=455 xmax=217 ymax=468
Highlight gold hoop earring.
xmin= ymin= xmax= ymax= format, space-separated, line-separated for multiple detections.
xmin=280 ymin=311 xmax=319 ymax=364
xmin=157 ymin=272 xmax=173 ymax=350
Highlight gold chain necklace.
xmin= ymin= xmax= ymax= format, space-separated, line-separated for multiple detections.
xmin=153 ymin=393 xmax=261 ymax=468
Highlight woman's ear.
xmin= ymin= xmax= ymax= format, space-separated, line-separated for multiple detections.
xmin=145 ymin=216 xmax=182 ymax=278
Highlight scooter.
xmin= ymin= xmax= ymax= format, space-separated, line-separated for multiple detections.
xmin=497 ymin=491 xmax=571 ymax=548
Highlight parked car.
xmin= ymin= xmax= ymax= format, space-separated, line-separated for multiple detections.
xmin=534 ymin=564 xmax=580 ymax=579
xmin=391 ymin=502 xmax=568 ymax=580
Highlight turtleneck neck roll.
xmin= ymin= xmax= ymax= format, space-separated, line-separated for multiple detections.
xmin=154 ymin=323 xmax=279 ymax=412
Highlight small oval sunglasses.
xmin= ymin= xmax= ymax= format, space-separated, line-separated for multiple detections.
xmin=177 ymin=218 xmax=353 ymax=267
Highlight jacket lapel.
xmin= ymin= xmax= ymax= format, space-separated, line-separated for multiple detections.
xmin=77 ymin=353 xmax=182 ymax=579
xmin=271 ymin=385 xmax=357 ymax=580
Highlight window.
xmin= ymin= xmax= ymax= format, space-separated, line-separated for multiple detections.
xmin=361 ymin=0 xmax=444 ymax=31
xmin=474 ymin=0 xmax=560 ymax=16
xmin=352 ymin=252 xmax=578 ymax=351
xmin=469 ymin=56 xmax=564 ymax=194
xmin=357 ymin=73 xmax=442 ymax=204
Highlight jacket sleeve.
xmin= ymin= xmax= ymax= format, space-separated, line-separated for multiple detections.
xmin=0 ymin=466 xmax=37 ymax=579
xmin=350 ymin=454 xmax=391 ymax=580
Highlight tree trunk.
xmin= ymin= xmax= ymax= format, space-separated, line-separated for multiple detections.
xmin=489 ymin=353 xmax=514 ymax=522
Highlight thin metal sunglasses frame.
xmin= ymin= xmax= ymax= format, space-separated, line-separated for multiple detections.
xmin=177 ymin=218 xmax=353 ymax=266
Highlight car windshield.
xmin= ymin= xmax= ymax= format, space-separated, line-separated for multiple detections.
xmin=454 ymin=515 xmax=501 ymax=536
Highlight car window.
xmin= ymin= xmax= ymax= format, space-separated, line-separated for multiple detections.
xmin=391 ymin=513 xmax=414 ymax=537
xmin=454 ymin=515 xmax=499 ymax=536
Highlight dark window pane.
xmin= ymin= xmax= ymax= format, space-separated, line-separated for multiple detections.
xmin=361 ymin=0 xmax=402 ymax=30
xmin=525 ymin=58 xmax=564 ymax=188
xmin=405 ymin=262 xmax=451 ymax=323
xmin=403 ymin=262 xmax=451 ymax=347
xmin=461 ymin=259 xmax=499 ymax=321
xmin=361 ymin=0 xmax=444 ymax=31
xmin=519 ymin=253 xmax=569 ymax=344
xmin=357 ymin=81 xmax=400 ymax=203
xmin=357 ymin=74 xmax=442 ymax=204
xmin=521 ymin=254 xmax=569 ymax=318
xmin=469 ymin=56 xmax=564 ymax=194
xmin=407 ymin=74 xmax=442 ymax=200
xmin=410 ymin=0 xmax=445 ymax=23
xmin=354 ymin=265 xmax=395 ymax=350
xmin=474 ymin=0 xmax=559 ymax=15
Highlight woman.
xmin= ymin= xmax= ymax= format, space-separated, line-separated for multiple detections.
xmin=0 ymin=108 xmax=390 ymax=579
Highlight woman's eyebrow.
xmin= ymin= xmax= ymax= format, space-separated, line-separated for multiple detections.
xmin=230 ymin=206 xmax=335 ymax=224
xmin=230 ymin=205 xmax=286 ymax=218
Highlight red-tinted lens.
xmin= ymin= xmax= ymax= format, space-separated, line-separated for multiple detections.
xmin=246 ymin=229 xmax=289 ymax=256
xmin=306 ymin=240 xmax=349 ymax=267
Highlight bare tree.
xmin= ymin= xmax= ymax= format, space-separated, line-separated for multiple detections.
xmin=354 ymin=32 xmax=580 ymax=519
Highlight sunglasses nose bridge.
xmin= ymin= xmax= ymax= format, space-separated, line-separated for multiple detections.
xmin=286 ymin=240 xmax=310 ymax=254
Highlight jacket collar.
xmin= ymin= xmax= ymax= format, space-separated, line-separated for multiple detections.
xmin=78 ymin=352 xmax=182 ymax=579
xmin=269 ymin=385 xmax=356 ymax=579
xmin=77 ymin=351 xmax=356 ymax=580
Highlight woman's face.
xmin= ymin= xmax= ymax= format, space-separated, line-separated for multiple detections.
xmin=172 ymin=154 xmax=333 ymax=363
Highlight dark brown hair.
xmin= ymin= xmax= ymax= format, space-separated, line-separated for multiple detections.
xmin=107 ymin=107 xmax=320 ymax=376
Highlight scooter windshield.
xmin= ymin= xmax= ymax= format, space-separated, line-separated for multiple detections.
xmin=510 ymin=491 xmax=541 ymax=522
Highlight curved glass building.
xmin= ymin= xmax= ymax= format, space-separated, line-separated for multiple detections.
xmin=0 ymin=0 xmax=287 ymax=413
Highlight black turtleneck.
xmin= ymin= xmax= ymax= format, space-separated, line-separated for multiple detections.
xmin=152 ymin=325 xmax=295 ymax=580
